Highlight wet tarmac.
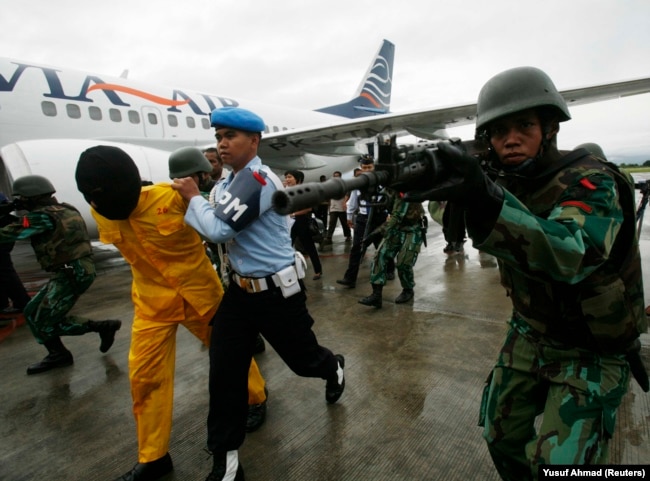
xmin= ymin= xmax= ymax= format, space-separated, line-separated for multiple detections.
xmin=0 ymin=218 xmax=648 ymax=481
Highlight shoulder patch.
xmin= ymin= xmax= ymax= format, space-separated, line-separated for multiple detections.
xmin=213 ymin=169 xmax=262 ymax=231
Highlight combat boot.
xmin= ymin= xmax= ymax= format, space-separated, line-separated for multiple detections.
xmin=358 ymin=284 xmax=383 ymax=308
xmin=395 ymin=289 xmax=414 ymax=304
xmin=26 ymin=337 xmax=73 ymax=375
xmin=87 ymin=320 xmax=122 ymax=353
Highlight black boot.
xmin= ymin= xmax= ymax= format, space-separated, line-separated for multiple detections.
xmin=87 ymin=320 xmax=122 ymax=353
xmin=114 ymin=452 xmax=173 ymax=481
xmin=205 ymin=451 xmax=245 ymax=481
xmin=358 ymin=284 xmax=383 ymax=308
xmin=26 ymin=337 xmax=73 ymax=375
xmin=395 ymin=289 xmax=414 ymax=304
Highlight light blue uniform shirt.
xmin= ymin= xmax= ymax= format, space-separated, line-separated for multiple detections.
xmin=185 ymin=157 xmax=295 ymax=278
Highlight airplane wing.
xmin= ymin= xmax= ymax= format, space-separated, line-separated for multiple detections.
xmin=259 ymin=76 xmax=650 ymax=159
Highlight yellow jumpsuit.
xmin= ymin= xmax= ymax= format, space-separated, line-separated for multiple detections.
xmin=93 ymin=184 xmax=266 ymax=463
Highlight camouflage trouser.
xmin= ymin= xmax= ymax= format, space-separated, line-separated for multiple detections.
xmin=479 ymin=316 xmax=630 ymax=481
xmin=369 ymin=227 xmax=423 ymax=288
xmin=24 ymin=257 xmax=96 ymax=343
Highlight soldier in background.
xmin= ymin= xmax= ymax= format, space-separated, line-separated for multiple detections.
xmin=358 ymin=193 xmax=425 ymax=308
xmin=0 ymin=175 xmax=121 ymax=374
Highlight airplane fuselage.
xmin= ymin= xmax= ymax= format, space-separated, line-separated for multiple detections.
xmin=0 ymin=57 xmax=347 ymax=151
xmin=0 ymin=57 xmax=369 ymax=234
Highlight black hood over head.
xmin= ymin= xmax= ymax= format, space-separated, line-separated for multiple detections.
xmin=75 ymin=146 xmax=142 ymax=220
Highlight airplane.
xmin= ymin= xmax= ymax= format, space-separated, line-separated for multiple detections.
xmin=1 ymin=38 xmax=650 ymax=236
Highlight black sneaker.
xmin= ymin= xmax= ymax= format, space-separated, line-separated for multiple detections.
xmin=336 ymin=278 xmax=356 ymax=288
xmin=325 ymin=354 xmax=345 ymax=404
xmin=205 ymin=452 xmax=244 ymax=481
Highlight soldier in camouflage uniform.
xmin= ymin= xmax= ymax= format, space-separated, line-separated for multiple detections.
xmin=0 ymin=175 xmax=121 ymax=375
xmin=405 ymin=67 xmax=647 ymax=480
xmin=358 ymin=193 xmax=426 ymax=308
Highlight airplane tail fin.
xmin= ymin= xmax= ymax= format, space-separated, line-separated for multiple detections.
xmin=315 ymin=39 xmax=394 ymax=119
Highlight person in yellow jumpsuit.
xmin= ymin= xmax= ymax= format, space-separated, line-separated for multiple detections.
xmin=74 ymin=145 xmax=266 ymax=481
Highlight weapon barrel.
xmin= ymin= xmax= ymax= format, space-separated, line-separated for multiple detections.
xmin=272 ymin=171 xmax=390 ymax=215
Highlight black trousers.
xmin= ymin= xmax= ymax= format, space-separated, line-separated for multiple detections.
xmin=326 ymin=211 xmax=351 ymax=239
xmin=207 ymin=283 xmax=338 ymax=453
xmin=291 ymin=214 xmax=322 ymax=275
xmin=442 ymin=201 xmax=466 ymax=244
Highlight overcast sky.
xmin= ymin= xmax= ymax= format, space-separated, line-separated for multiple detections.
xmin=1 ymin=0 xmax=649 ymax=163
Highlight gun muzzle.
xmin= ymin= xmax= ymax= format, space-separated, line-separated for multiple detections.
xmin=273 ymin=171 xmax=390 ymax=215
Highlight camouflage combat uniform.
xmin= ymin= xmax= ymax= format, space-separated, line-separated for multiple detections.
xmin=369 ymin=195 xmax=425 ymax=288
xmin=474 ymin=150 xmax=646 ymax=480
xmin=0 ymin=201 xmax=95 ymax=343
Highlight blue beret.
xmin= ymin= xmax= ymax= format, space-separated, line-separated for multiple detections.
xmin=210 ymin=107 xmax=265 ymax=132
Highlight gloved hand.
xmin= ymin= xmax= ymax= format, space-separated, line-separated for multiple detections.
xmin=404 ymin=142 xmax=504 ymax=243
xmin=403 ymin=142 xmax=500 ymax=205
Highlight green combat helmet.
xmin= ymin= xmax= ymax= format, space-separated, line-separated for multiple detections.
xmin=168 ymin=147 xmax=213 ymax=178
xmin=575 ymin=142 xmax=607 ymax=161
xmin=12 ymin=175 xmax=56 ymax=197
xmin=476 ymin=66 xmax=571 ymax=134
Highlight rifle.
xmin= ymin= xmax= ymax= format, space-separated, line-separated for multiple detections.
xmin=272 ymin=135 xmax=488 ymax=215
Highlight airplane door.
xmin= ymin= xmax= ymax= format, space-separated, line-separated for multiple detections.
xmin=141 ymin=107 xmax=164 ymax=138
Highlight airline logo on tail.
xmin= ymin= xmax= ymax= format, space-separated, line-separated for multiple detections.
xmin=360 ymin=51 xmax=392 ymax=111
xmin=315 ymin=39 xmax=395 ymax=118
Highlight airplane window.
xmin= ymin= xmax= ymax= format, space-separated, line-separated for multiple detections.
xmin=128 ymin=110 xmax=141 ymax=124
xmin=41 ymin=101 xmax=57 ymax=117
xmin=201 ymin=118 xmax=210 ymax=129
xmin=109 ymin=109 xmax=122 ymax=122
xmin=272 ymin=126 xmax=280 ymax=132
xmin=89 ymin=106 xmax=102 ymax=121
xmin=168 ymin=114 xmax=178 ymax=127
xmin=147 ymin=113 xmax=158 ymax=125
xmin=264 ymin=125 xmax=269 ymax=133
xmin=66 ymin=104 xmax=81 ymax=119
xmin=186 ymin=117 xmax=196 ymax=129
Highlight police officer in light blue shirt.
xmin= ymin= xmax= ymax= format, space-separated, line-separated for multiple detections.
xmin=172 ymin=107 xmax=346 ymax=481
xmin=197 ymin=154 xmax=294 ymax=277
